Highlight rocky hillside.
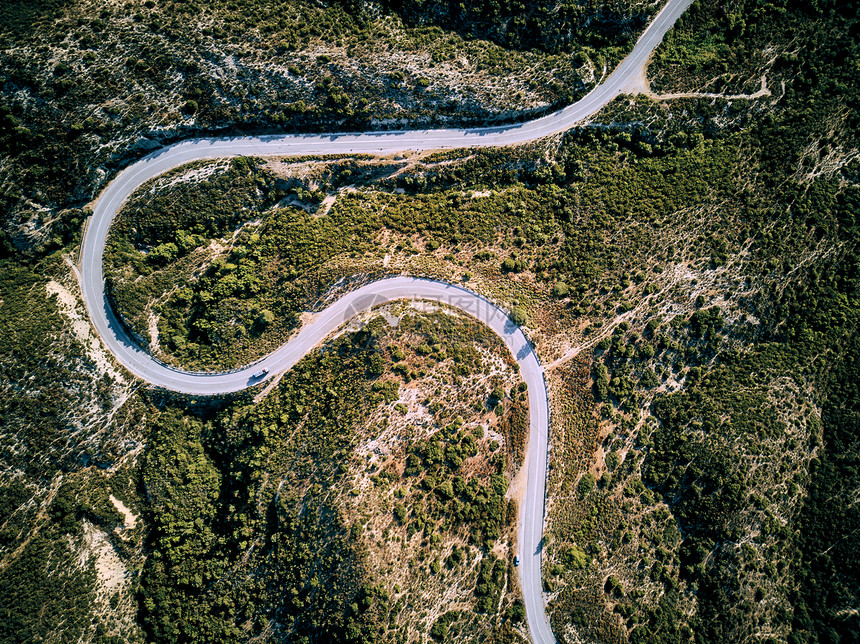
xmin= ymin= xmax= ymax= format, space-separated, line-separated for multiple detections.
xmin=0 ymin=0 xmax=646 ymax=258
xmin=0 ymin=1 xmax=857 ymax=643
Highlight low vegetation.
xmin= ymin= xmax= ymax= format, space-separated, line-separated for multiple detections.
xmin=137 ymin=307 xmax=528 ymax=643
xmin=0 ymin=0 xmax=651 ymax=260
xmin=540 ymin=3 xmax=860 ymax=641
xmin=384 ymin=0 xmax=661 ymax=59
xmin=104 ymin=128 xmax=741 ymax=370
xmin=0 ymin=257 xmax=145 ymax=643
xmin=1 ymin=1 xmax=859 ymax=643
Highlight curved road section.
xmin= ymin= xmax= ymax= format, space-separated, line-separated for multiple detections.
xmin=78 ymin=2 xmax=691 ymax=642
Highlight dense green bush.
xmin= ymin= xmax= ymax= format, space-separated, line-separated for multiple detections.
xmin=137 ymin=332 xmax=390 ymax=642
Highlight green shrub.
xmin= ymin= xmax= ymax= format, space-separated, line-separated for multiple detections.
xmin=510 ymin=307 xmax=528 ymax=326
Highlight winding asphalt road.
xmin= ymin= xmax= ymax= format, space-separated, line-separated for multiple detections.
xmin=78 ymin=1 xmax=691 ymax=641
